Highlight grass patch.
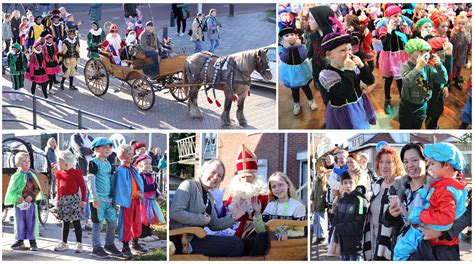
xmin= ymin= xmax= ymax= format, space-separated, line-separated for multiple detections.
xmin=133 ymin=248 xmax=167 ymax=261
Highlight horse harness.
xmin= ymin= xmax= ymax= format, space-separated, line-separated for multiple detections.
xmin=200 ymin=52 xmax=262 ymax=107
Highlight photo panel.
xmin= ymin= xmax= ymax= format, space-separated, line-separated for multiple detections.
xmin=277 ymin=3 xmax=472 ymax=130
xmin=309 ymin=131 xmax=472 ymax=261
xmin=2 ymin=131 xmax=168 ymax=261
xmin=168 ymin=132 xmax=308 ymax=260
xmin=2 ymin=3 xmax=277 ymax=130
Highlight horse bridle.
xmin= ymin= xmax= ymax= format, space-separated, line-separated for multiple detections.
xmin=253 ymin=54 xmax=271 ymax=75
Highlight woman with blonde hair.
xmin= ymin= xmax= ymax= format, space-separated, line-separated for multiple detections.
xmin=362 ymin=144 xmax=405 ymax=260
xmin=45 ymin=137 xmax=57 ymax=197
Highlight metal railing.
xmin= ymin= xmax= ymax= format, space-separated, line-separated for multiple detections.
xmin=3 ymin=91 xmax=136 ymax=130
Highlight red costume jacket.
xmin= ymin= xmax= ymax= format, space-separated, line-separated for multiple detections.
xmin=224 ymin=194 xmax=269 ymax=237
xmin=420 ymin=176 xmax=467 ymax=247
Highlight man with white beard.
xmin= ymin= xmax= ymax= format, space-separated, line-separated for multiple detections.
xmin=224 ymin=145 xmax=269 ymax=238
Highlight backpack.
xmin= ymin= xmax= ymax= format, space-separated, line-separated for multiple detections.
xmin=202 ymin=16 xmax=209 ymax=32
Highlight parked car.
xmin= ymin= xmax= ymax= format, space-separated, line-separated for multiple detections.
xmin=250 ymin=44 xmax=276 ymax=89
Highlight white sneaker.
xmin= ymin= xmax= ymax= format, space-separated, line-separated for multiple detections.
xmin=75 ymin=242 xmax=83 ymax=253
xmin=54 ymin=242 xmax=69 ymax=251
xmin=293 ymin=103 xmax=301 ymax=115
xmin=308 ymin=100 xmax=318 ymax=111
xmin=179 ymin=33 xmax=185 ymax=37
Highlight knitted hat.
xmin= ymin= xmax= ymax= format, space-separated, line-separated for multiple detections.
xmin=427 ymin=37 xmax=447 ymax=53
xmin=235 ymin=144 xmax=258 ymax=175
xmin=321 ymin=32 xmax=353 ymax=52
xmin=133 ymin=142 xmax=147 ymax=151
xmin=415 ymin=17 xmax=433 ymax=30
xmin=404 ymin=38 xmax=432 ymax=53
xmin=133 ymin=154 xmax=152 ymax=167
xmin=278 ymin=27 xmax=296 ymax=37
xmin=424 ymin=143 xmax=465 ymax=171
xmin=385 ymin=5 xmax=402 ymax=17
xmin=146 ymin=21 xmax=154 ymax=27
xmin=430 ymin=12 xmax=449 ymax=27
xmin=340 ymin=170 xmax=353 ymax=181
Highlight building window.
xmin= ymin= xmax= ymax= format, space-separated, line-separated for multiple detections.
xmin=258 ymin=159 xmax=268 ymax=182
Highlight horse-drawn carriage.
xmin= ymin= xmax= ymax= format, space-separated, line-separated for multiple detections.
xmin=2 ymin=138 xmax=52 ymax=225
xmin=84 ymin=45 xmax=190 ymax=111
xmin=169 ymin=219 xmax=308 ymax=261
xmin=85 ymin=42 xmax=273 ymax=126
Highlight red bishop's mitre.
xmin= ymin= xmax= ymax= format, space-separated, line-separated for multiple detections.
xmin=236 ymin=144 xmax=258 ymax=175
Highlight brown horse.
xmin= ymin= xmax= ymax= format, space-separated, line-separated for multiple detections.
xmin=184 ymin=48 xmax=272 ymax=127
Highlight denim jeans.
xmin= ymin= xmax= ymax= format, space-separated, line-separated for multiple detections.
xmin=313 ymin=211 xmax=327 ymax=239
xmin=92 ymin=221 xmax=116 ymax=249
xmin=209 ymin=39 xmax=221 ymax=53
xmin=341 ymin=254 xmax=361 ymax=261
xmin=144 ymin=50 xmax=160 ymax=74
xmin=193 ymin=41 xmax=203 ymax=54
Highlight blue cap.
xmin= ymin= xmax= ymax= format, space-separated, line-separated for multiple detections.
xmin=424 ymin=143 xmax=465 ymax=171
xmin=376 ymin=141 xmax=389 ymax=152
xmin=91 ymin=137 xmax=113 ymax=150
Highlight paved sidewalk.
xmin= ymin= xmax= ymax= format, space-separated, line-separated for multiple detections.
xmin=2 ymin=8 xmax=276 ymax=130
xmin=2 ymin=207 xmax=166 ymax=261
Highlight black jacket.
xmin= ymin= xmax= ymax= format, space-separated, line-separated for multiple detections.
xmin=123 ymin=4 xmax=138 ymax=18
xmin=11 ymin=17 xmax=21 ymax=38
xmin=334 ymin=188 xmax=367 ymax=255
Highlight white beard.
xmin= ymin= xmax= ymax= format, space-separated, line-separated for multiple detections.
xmin=227 ymin=175 xmax=268 ymax=215
xmin=106 ymin=33 xmax=122 ymax=51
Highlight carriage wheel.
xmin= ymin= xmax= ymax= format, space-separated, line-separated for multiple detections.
xmin=131 ymin=77 xmax=155 ymax=111
xmin=37 ymin=198 xmax=49 ymax=226
xmin=169 ymin=72 xmax=189 ymax=102
xmin=84 ymin=59 xmax=110 ymax=96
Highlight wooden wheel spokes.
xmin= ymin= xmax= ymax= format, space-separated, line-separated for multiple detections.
xmin=132 ymin=78 xmax=155 ymax=111
xmin=169 ymin=71 xmax=190 ymax=102
xmin=84 ymin=59 xmax=109 ymax=96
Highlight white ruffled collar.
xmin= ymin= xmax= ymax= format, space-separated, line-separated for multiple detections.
xmin=89 ymin=28 xmax=103 ymax=36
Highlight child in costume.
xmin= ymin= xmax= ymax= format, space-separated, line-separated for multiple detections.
xmin=412 ymin=17 xmax=434 ymax=40
xmin=26 ymin=40 xmax=49 ymax=98
xmin=279 ymin=27 xmax=317 ymax=116
xmin=318 ymin=31 xmax=376 ymax=129
xmin=49 ymin=15 xmax=66 ymax=50
xmin=134 ymin=155 xmax=165 ymax=241
xmin=4 ymin=152 xmax=44 ymax=251
xmin=253 ymin=172 xmax=306 ymax=240
xmin=42 ymin=34 xmax=61 ymax=94
xmin=87 ymin=21 xmax=105 ymax=60
xmin=399 ymin=38 xmax=448 ymax=129
xmin=450 ymin=14 xmax=470 ymax=90
xmin=7 ymin=43 xmax=28 ymax=101
xmin=53 ymin=151 xmax=87 ymax=253
xmin=132 ymin=142 xmax=147 ymax=164
xmin=134 ymin=20 xmax=144 ymax=39
xmin=333 ymin=171 xmax=367 ymax=261
xmin=87 ymin=137 xmax=122 ymax=258
xmin=114 ymin=145 xmax=148 ymax=257
xmin=378 ymin=5 xmax=410 ymax=115
xmin=60 ymin=29 xmax=80 ymax=90
xmin=393 ymin=143 xmax=468 ymax=260
xmin=27 ymin=16 xmax=44 ymax=50
xmin=425 ymin=37 xmax=453 ymax=129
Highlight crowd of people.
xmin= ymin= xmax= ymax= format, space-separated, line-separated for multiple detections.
xmin=4 ymin=133 xmax=166 ymax=258
xmin=278 ymin=3 xmax=472 ymax=129
xmin=169 ymin=145 xmax=306 ymax=258
xmin=2 ymin=4 xmax=225 ymax=101
xmin=311 ymin=141 xmax=471 ymax=260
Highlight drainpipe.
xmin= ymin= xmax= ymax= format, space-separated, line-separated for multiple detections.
xmin=283 ymin=133 xmax=288 ymax=174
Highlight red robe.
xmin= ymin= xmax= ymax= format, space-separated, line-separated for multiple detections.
xmin=224 ymin=194 xmax=269 ymax=237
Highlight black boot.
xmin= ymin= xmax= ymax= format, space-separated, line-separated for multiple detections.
xmin=69 ymin=76 xmax=77 ymax=90
xmin=384 ymin=99 xmax=392 ymax=115
xmin=60 ymin=77 xmax=65 ymax=90
xmin=122 ymin=242 xmax=133 ymax=258
xmin=29 ymin=240 xmax=38 ymax=251
xmin=11 ymin=240 xmax=25 ymax=250
xmin=132 ymin=238 xmax=148 ymax=254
